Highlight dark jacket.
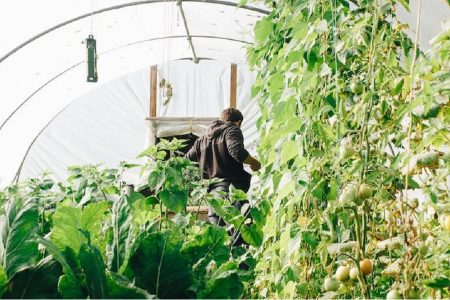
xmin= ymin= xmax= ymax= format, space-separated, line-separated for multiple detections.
xmin=186 ymin=120 xmax=251 ymax=192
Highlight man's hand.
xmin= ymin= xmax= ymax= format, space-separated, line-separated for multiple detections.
xmin=250 ymin=159 xmax=261 ymax=171
xmin=244 ymin=155 xmax=261 ymax=172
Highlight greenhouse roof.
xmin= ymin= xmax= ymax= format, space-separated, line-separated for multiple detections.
xmin=0 ymin=0 xmax=448 ymax=187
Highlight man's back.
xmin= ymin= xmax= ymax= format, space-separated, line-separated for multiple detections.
xmin=186 ymin=119 xmax=251 ymax=192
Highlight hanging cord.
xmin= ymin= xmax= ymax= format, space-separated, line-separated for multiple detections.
xmin=402 ymin=0 xmax=421 ymax=296
xmin=404 ymin=0 xmax=422 ymax=202
xmin=332 ymin=0 xmax=340 ymax=139
xmin=90 ymin=0 xmax=94 ymax=35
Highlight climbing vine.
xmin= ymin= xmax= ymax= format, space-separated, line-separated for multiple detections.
xmin=247 ymin=0 xmax=449 ymax=298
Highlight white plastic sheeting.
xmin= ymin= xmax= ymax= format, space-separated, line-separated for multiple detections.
xmin=154 ymin=60 xmax=257 ymax=138
xmin=18 ymin=60 xmax=259 ymax=183
xmin=0 ymin=0 xmax=266 ymax=187
xmin=0 ymin=0 xmax=449 ymax=187
xmin=397 ymin=0 xmax=450 ymax=51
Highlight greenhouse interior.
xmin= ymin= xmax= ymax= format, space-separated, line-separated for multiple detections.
xmin=0 ymin=0 xmax=449 ymax=299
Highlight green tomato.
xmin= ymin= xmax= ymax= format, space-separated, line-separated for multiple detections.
xmin=339 ymin=144 xmax=355 ymax=160
xmin=336 ymin=266 xmax=350 ymax=282
xmin=386 ymin=289 xmax=402 ymax=300
xmin=407 ymin=288 xmax=421 ymax=299
xmin=324 ymin=278 xmax=340 ymax=292
xmin=350 ymin=81 xmax=364 ymax=95
xmin=339 ymin=186 xmax=358 ymax=204
xmin=349 ymin=267 xmax=359 ymax=281
xmin=358 ymin=184 xmax=372 ymax=200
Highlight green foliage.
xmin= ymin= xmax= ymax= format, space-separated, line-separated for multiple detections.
xmin=182 ymin=225 xmax=230 ymax=274
xmin=198 ymin=261 xmax=244 ymax=299
xmin=0 ymin=198 xmax=39 ymax=278
xmin=248 ymin=0 xmax=449 ymax=298
xmin=108 ymin=195 xmax=133 ymax=272
xmin=51 ymin=202 xmax=110 ymax=256
xmin=106 ymin=270 xmax=152 ymax=299
xmin=0 ymin=267 xmax=6 ymax=297
xmin=0 ymin=137 xmax=253 ymax=298
xmin=78 ymin=243 xmax=108 ymax=298
xmin=158 ymin=189 xmax=188 ymax=213
xmin=4 ymin=257 xmax=62 ymax=298
xmin=127 ymin=232 xmax=193 ymax=298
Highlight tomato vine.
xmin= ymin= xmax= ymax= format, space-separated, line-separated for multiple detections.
xmin=247 ymin=0 xmax=449 ymax=298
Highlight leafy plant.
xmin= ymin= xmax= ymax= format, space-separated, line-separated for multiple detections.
xmin=0 ymin=197 xmax=39 ymax=279
xmin=247 ymin=0 xmax=449 ymax=298
xmin=0 ymin=138 xmax=253 ymax=298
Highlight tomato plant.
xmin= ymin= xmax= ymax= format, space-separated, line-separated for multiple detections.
xmin=247 ymin=0 xmax=449 ymax=298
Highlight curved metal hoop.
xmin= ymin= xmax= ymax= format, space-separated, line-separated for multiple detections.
xmin=11 ymin=36 xmax=250 ymax=181
xmin=0 ymin=34 xmax=251 ymax=132
xmin=0 ymin=0 xmax=268 ymax=63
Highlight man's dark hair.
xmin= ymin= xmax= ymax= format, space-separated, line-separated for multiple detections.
xmin=220 ymin=108 xmax=243 ymax=122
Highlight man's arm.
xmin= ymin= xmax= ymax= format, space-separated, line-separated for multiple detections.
xmin=226 ymin=127 xmax=261 ymax=171
xmin=185 ymin=139 xmax=200 ymax=161
xmin=243 ymin=155 xmax=261 ymax=171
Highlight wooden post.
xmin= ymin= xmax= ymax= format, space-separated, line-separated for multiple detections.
xmin=150 ymin=65 xmax=158 ymax=117
xmin=230 ymin=63 xmax=237 ymax=108
xmin=149 ymin=65 xmax=158 ymax=146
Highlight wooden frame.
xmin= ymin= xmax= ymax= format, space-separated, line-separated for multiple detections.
xmin=230 ymin=63 xmax=237 ymax=108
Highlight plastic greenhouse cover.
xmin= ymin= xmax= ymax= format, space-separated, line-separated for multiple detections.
xmin=0 ymin=0 xmax=266 ymax=186
xmin=0 ymin=0 xmax=448 ymax=187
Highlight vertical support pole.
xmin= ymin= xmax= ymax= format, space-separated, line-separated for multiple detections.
xmin=149 ymin=65 xmax=158 ymax=146
xmin=230 ymin=63 xmax=237 ymax=108
xmin=150 ymin=65 xmax=158 ymax=117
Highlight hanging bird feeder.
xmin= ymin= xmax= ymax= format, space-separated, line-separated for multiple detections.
xmin=86 ymin=34 xmax=98 ymax=82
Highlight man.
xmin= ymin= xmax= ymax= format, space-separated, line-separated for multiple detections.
xmin=185 ymin=108 xmax=261 ymax=228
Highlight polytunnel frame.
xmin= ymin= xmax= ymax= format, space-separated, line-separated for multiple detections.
xmin=2 ymin=0 xmax=269 ymax=183
xmin=12 ymin=52 xmax=248 ymax=182
xmin=0 ymin=35 xmax=252 ymax=132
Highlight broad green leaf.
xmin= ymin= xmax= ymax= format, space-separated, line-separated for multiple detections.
xmin=198 ymin=261 xmax=243 ymax=299
xmin=0 ymin=266 xmax=7 ymax=297
xmin=108 ymin=196 xmax=133 ymax=273
xmin=130 ymin=196 xmax=160 ymax=226
xmin=241 ymin=224 xmax=263 ymax=247
xmin=107 ymin=270 xmax=153 ymax=299
xmin=58 ymin=274 xmax=85 ymax=299
xmin=158 ymin=189 xmax=188 ymax=213
xmin=79 ymin=243 xmax=108 ymax=299
xmin=39 ymin=178 xmax=55 ymax=190
xmin=51 ymin=206 xmax=83 ymax=251
xmin=128 ymin=232 xmax=193 ymax=298
xmin=424 ymin=276 xmax=450 ymax=289
xmin=254 ymin=17 xmax=272 ymax=42
xmin=148 ymin=170 xmax=165 ymax=190
xmin=0 ymin=198 xmax=39 ymax=278
xmin=181 ymin=225 xmax=229 ymax=272
xmin=127 ymin=191 xmax=146 ymax=204
xmin=4 ymin=256 xmax=62 ymax=299
xmin=137 ymin=146 xmax=158 ymax=158
xmin=51 ymin=202 xmax=110 ymax=255
xmin=281 ymin=140 xmax=299 ymax=165
xmin=103 ymin=185 xmax=120 ymax=195
xmin=292 ymin=21 xmax=308 ymax=40
xmin=35 ymin=237 xmax=77 ymax=281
